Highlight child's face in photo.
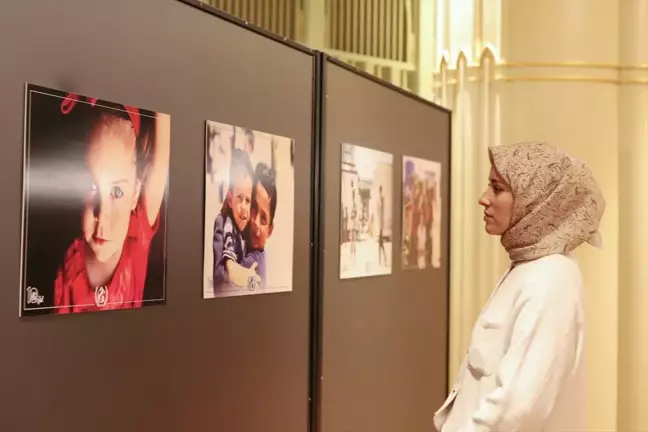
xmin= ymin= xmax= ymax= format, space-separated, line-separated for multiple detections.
xmin=228 ymin=173 xmax=253 ymax=232
xmin=82 ymin=115 xmax=141 ymax=263
xmin=250 ymin=183 xmax=273 ymax=249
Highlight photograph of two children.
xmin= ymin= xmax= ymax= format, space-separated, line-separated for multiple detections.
xmin=202 ymin=120 xmax=294 ymax=299
xmin=20 ymin=84 xmax=294 ymax=317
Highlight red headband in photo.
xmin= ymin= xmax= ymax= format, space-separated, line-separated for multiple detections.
xmin=60 ymin=93 xmax=141 ymax=137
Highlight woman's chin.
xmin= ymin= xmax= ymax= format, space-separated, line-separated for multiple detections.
xmin=484 ymin=222 xmax=503 ymax=236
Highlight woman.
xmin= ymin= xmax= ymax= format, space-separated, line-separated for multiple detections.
xmin=434 ymin=142 xmax=605 ymax=432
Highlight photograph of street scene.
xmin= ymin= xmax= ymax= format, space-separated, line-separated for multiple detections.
xmin=402 ymin=155 xmax=442 ymax=270
xmin=339 ymin=143 xmax=393 ymax=279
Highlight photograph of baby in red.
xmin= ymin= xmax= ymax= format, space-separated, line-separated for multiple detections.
xmin=203 ymin=120 xmax=294 ymax=298
xmin=20 ymin=84 xmax=170 ymax=316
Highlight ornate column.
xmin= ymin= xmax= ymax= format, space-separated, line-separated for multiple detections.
xmin=442 ymin=51 xmax=503 ymax=386
xmin=435 ymin=2 xmax=504 ymax=386
xmin=301 ymin=0 xmax=326 ymax=48
xmin=416 ymin=0 xmax=436 ymax=100
xmin=499 ymin=0 xmax=619 ymax=429
xmin=617 ymin=1 xmax=648 ymax=431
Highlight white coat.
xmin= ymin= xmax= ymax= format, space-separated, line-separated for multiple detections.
xmin=434 ymin=253 xmax=587 ymax=432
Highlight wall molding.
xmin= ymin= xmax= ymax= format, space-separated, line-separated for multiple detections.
xmin=433 ymin=60 xmax=648 ymax=86
xmin=502 ymin=61 xmax=648 ymax=71
xmin=433 ymin=75 xmax=648 ymax=87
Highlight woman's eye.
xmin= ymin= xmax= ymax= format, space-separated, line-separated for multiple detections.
xmin=111 ymin=186 xmax=124 ymax=199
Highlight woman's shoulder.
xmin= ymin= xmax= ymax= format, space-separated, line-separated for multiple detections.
xmin=514 ymin=254 xmax=583 ymax=299
xmin=519 ymin=253 xmax=581 ymax=276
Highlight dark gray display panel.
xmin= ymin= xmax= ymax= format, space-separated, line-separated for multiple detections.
xmin=318 ymin=59 xmax=451 ymax=432
xmin=0 ymin=1 xmax=312 ymax=431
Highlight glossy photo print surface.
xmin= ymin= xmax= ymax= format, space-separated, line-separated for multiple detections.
xmin=339 ymin=143 xmax=394 ymax=279
xmin=401 ymin=155 xmax=442 ymax=270
xmin=20 ymin=84 xmax=170 ymax=317
xmin=203 ymin=121 xmax=295 ymax=298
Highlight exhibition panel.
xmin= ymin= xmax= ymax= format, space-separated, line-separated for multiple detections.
xmin=317 ymin=57 xmax=451 ymax=432
xmin=0 ymin=0 xmax=313 ymax=431
xmin=0 ymin=1 xmax=452 ymax=431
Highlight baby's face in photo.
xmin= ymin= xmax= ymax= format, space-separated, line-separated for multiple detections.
xmin=82 ymin=115 xmax=140 ymax=263
xmin=229 ymin=174 xmax=253 ymax=232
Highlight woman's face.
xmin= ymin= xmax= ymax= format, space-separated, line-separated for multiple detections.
xmin=478 ymin=165 xmax=514 ymax=235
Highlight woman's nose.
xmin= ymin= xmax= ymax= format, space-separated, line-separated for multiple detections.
xmin=478 ymin=193 xmax=490 ymax=207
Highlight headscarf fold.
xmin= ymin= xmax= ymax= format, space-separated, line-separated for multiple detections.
xmin=489 ymin=141 xmax=606 ymax=263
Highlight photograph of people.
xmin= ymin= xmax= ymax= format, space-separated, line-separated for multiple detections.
xmin=433 ymin=142 xmax=605 ymax=432
xmin=402 ymin=156 xmax=442 ymax=270
xmin=339 ymin=143 xmax=393 ymax=279
xmin=20 ymin=84 xmax=169 ymax=316
xmin=203 ymin=121 xmax=294 ymax=298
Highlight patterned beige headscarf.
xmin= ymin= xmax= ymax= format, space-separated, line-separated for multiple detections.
xmin=489 ymin=141 xmax=606 ymax=263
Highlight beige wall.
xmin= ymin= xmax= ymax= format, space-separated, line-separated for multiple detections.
xmin=618 ymin=1 xmax=648 ymax=431
xmin=434 ymin=0 xmax=648 ymax=430
xmin=499 ymin=84 xmax=619 ymax=430
xmin=501 ymin=2 xmax=620 ymax=429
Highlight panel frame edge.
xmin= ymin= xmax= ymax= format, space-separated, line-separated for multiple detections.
xmin=308 ymin=50 xmax=327 ymax=432
xmin=325 ymin=56 xmax=451 ymax=114
xmin=176 ymin=0 xmax=314 ymax=55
